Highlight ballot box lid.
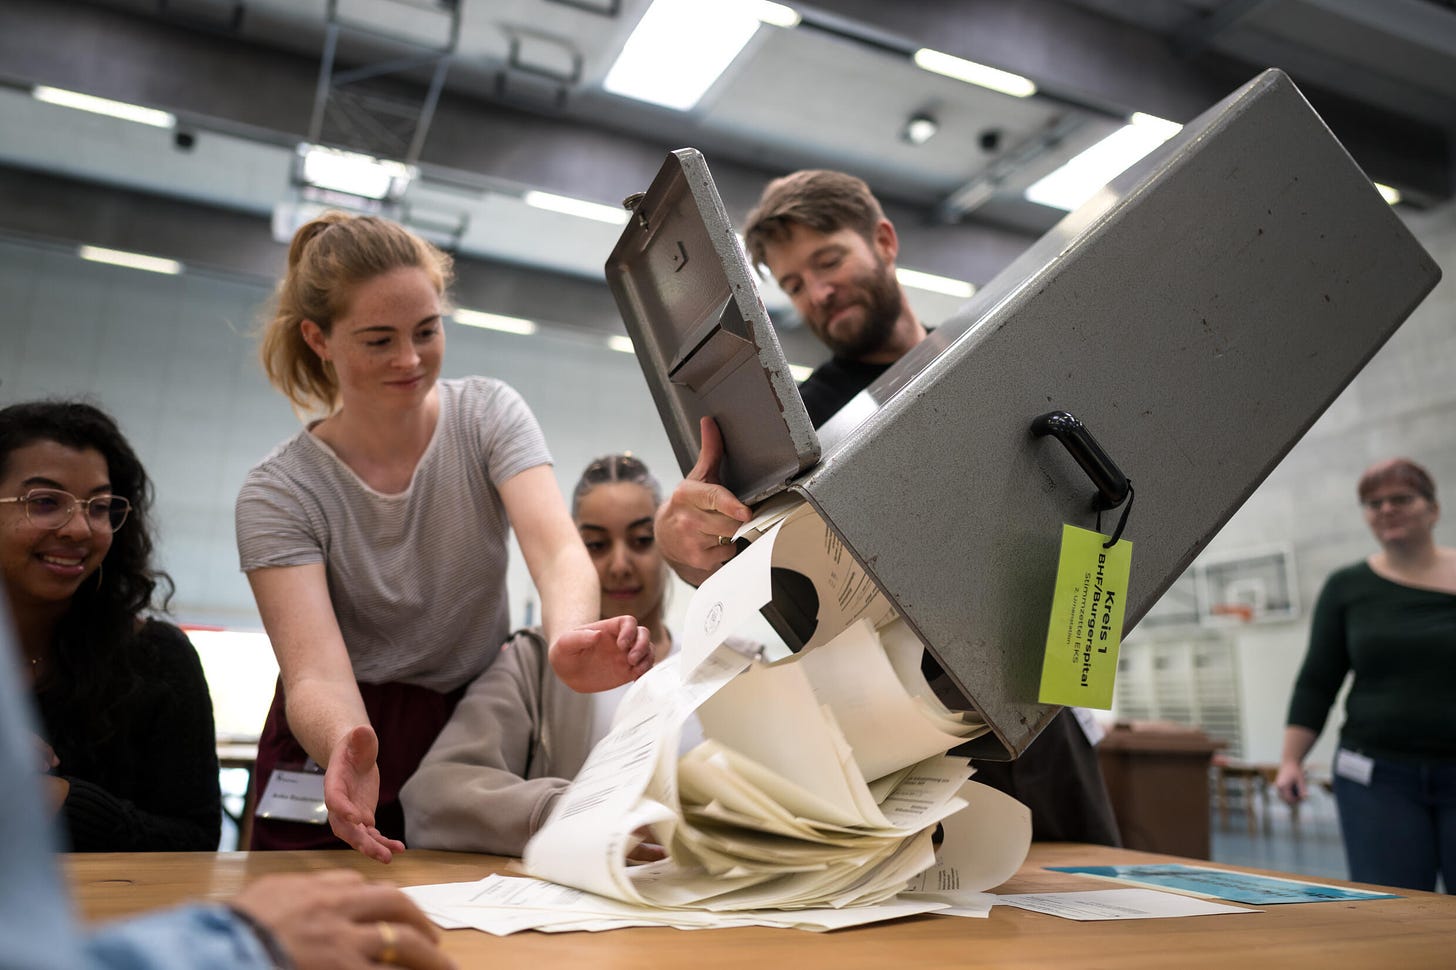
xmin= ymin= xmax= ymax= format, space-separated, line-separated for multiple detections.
xmin=604 ymin=148 xmax=819 ymax=505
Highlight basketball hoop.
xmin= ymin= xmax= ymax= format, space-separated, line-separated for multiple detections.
xmin=1209 ymin=602 xmax=1256 ymax=623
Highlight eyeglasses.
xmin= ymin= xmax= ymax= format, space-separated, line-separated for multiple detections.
xmin=0 ymin=488 xmax=131 ymax=532
xmin=1362 ymin=492 xmax=1421 ymax=512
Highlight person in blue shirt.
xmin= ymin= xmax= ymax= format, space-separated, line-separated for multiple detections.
xmin=0 ymin=578 xmax=453 ymax=968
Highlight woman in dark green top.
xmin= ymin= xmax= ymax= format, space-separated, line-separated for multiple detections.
xmin=1276 ymin=458 xmax=1456 ymax=893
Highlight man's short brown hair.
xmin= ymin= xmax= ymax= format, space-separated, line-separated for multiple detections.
xmin=743 ymin=169 xmax=885 ymax=269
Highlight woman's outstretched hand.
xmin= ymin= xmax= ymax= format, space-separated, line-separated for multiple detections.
xmin=548 ymin=615 xmax=653 ymax=693
xmin=325 ymin=724 xmax=406 ymax=863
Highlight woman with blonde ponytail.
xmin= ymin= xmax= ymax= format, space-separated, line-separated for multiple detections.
xmin=237 ymin=213 xmax=652 ymax=862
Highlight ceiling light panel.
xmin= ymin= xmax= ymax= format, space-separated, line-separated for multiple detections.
xmin=603 ymin=0 xmax=796 ymax=111
xmin=299 ymin=145 xmax=414 ymax=201
xmin=78 ymin=245 xmax=183 ymax=275
xmin=453 ymin=309 xmax=539 ymax=335
xmin=896 ymin=267 xmax=976 ymax=299
xmin=1024 ymin=113 xmax=1182 ymax=211
xmin=33 ymin=86 xmax=176 ymax=128
xmin=523 ymin=189 xmax=629 ymax=224
xmin=912 ymin=49 xmax=1036 ymax=98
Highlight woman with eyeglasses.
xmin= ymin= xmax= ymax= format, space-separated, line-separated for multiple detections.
xmin=400 ymin=454 xmax=698 ymax=856
xmin=238 ymin=213 xmax=651 ymax=863
xmin=0 ymin=400 xmax=220 ymax=851
xmin=1276 ymin=457 xmax=1456 ymax=893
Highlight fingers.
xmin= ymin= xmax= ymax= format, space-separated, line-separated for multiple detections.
xmin=331 ymin=816 xmax=400 ymax=864
xmin=657 ymin=479 xmax=749 ymax=575
xmin=614 ymin=615 xmax=635 ymax=650
xmin=33 ymin=735 xmax=58 ymax=771
xmin=602 ymin=617 xmax=654 ymax=674
xmin=1274 ymin=774 xmax=1305 ymax=806
xmin=684 ymin=417 xmax=750 ymax=522
xmin=627 ymin=625 xmax=653 ymax=673
xmin=688 ymin=416 xmax=725 ymax=483
xmin=236 ymin=873 xmax=455 ymax=970
xmin=688 ymin=477 xmax=752 ymax=524
xmin=337 ymin=883 xmax=440 ymax=937
xmin=362 ymin=920 xmax=455 ymax=970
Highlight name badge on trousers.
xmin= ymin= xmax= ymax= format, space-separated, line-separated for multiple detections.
xmin=256 ymin=767 xmax=329 ymax=824
xmin=1334 ymin=748 xmax=1375 ymax=787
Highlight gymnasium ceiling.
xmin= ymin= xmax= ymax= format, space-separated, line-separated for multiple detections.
xmin=0 ymin=0 xmax=1453 ymax=343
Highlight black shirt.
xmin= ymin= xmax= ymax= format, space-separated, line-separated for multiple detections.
xmin=797 ymin=356 xmax=893 ymax=428
xmin=37 ymin=619 xmax=221 ymax=851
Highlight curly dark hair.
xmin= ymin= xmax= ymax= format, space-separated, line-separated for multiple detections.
xmin=0 ymin=400 xmax=174 ymax=743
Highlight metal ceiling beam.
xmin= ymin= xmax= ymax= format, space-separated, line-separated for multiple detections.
xmin=1171 ymin=0 xmax=1275 ymax=58
xmin=308 ymin=0 xmax=460 ymax=163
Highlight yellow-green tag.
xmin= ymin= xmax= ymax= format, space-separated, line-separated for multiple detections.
xmin=1038 ymin=524 xmax=1132 ymax=710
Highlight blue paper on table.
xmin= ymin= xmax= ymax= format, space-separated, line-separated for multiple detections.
xmin=1046 ymin=864 xmax=1399 ymax=904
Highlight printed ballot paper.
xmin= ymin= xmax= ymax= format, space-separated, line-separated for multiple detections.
xmin=410 ymin=499 xmax=1031 ymax=934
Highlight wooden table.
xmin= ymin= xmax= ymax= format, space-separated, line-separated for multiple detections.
xmin=69 ymin=845 xmax=1455 ymax=969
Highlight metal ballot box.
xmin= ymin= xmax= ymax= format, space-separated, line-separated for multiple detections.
xmin=605 ymin=69 xmax=1441 ymax=761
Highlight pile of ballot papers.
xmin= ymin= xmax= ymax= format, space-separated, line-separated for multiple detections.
xmin=406 ymin=500 xmax=1033 ymax=934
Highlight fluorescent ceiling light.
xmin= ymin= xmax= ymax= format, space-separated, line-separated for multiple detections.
xmin=912 ymin=49 xmax=1036 ymax=98
xmin=1024 ymin=112 xmax=1182 ymax=211
xmin=523 ymin=190 xmax=629 ymax=225
xmin=33 ymin=86 xmax=176 ymax=128
xmin=1374 ymin=182 xmax=1401 ymax=205
xmin=604 ymin=0 xmax=797 ymax=111
xmin=300 ymin=145 xmax=413 ymax=201
xmin=896 ymin=267 xmax=976 ymax=299
xmin=788 ymin=363 xmax=814 ymax=381
xmin=78 ymin=245 xmax=183 ymax=275
xmin=453 ymin=309 xmax=538 ymax=336
xmin=607 ymin=335 xmax=635 ymax=354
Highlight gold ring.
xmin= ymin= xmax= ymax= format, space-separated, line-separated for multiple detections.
xmin=717 ymin=534 xmax=732 ymax=546
xmin=377 ymin=921 xmax=398 ymax=965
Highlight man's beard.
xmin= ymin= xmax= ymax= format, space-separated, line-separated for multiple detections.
xmin=813 ymin=258 xmax=903 ymax=359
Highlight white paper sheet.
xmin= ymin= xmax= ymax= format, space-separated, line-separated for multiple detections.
xmin=795 ymin=619 xmax=978 ymax=780
xmin=521 ymin=644 xmax=750 ymax=900
xmin=402 ymin=874 xmax=951 ymax=935
xmin=901 ymin=781 xmax=1031 ymax=902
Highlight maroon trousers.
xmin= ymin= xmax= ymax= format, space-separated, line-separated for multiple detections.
xmin=249 ymin=678 xmax=463 ymax=851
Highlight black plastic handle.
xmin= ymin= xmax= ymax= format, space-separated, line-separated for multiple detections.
xmin=1031 ymin=410 xmax=1130 ymax=511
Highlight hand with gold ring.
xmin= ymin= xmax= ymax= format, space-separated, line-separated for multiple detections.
xmin=231 ymin=870 xmax=456 ymax=969
xmin=377 ymin=921 xmax=398 ymax=965
xmin=655 ymin=416 xmax=751 ymax=586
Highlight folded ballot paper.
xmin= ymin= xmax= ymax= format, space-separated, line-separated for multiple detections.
xmin=407 ymin=500 xmax=1031 ymax=934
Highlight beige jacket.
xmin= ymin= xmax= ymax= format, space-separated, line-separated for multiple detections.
xmin=400 ymin=629 xmax=596 ymax=856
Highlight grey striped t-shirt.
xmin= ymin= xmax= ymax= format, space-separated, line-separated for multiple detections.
xmin=235 ymin=376 xmax=551 ymax=692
